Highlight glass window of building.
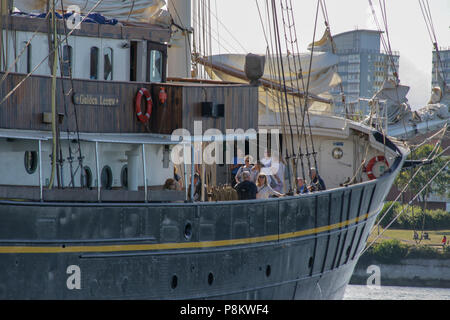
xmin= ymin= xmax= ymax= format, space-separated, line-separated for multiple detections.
xmin=18 ymin=41 xmax=31 ymax=74
xmin=103 ymin=47 xmax=113 ymax=80
xmin=149 ymin=50 xmax=162 ymax=82
xmin=62 ymin=45 xmax=73 ymax=77
xmin=90 ymin=47 xmax=99 ymax=80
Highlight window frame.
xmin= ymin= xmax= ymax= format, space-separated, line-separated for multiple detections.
xmin=146 ymin=42 xmax=167 ymax=83
xmin=62 ymin=45 xmax=73 ymax=77
xmin=103 ymin=47 xmax=114 ymax=81
xmin=90 ymin=46 xmax=99 ymax=80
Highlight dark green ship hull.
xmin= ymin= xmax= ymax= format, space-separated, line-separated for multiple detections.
xmin=0 ymin=137 xmax=405 ymax=300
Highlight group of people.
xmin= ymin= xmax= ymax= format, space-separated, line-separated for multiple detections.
xmin=164 ymin=154 xmax=327 ymax=202
xmin=232 ymin=152 xmax=326 ymax=201
xmin=296 ymin=168 xmax=326 ymax=194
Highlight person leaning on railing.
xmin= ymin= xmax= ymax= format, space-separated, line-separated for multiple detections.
xmin=256 ymin=172 xmax=284 ymax=199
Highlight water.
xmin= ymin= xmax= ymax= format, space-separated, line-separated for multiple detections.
xmin=344 ymin=284 xmax=450 ymax=300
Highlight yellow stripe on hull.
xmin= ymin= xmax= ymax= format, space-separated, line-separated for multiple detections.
xmin=0 ymin=211 xmax=375 ymax=254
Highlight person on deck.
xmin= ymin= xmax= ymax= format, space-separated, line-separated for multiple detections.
xmin=296 ymin=177 xmax=309 ymax=194
xmin=256 ymin=173 xmax=284 ymax=199
xmin=230 ymin=149 xmax=244 ymax=187
xmin=250 ymin=161 xmax=263 ymax=183
xmin=235 ymin=155 xmax=253 ymax=184
xmin=188 ymin=173 xmax=203 ymax=201
xmin=163 ymin=178 xmax=177 ymax=191
xmin=173 ymin=166 xmax=183 ymax=190
xmin=269 ymin=155 xmax=286 ymax=193
xmin=234 ymin=171 xmax=257 ymax=200
xmin=308 ymin=168 xmax=326 ymax=192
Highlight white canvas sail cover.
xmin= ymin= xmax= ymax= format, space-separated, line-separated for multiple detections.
xmin=13 ymin=0 xmax=171 ymax=25
xmin=203 ymin=51 xmax=341 ymax=114
xmin=200 ymin=29 xmax=341 ymax=114
xmin=371 ymin=79 xmax=412 ymax=124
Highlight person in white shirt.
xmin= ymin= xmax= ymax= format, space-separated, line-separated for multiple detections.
xmin=256 ymin=173 xmax=284 ymax=199
xmin=250 ymin=161 xmax=263 ymax=183
xmin=268 ymin=154 xmax=285 ymax=193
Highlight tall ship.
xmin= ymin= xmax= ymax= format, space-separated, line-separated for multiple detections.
xmin=0 ymin=0 xmax=410 ymax=299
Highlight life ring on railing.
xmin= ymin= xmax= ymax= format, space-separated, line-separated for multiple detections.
xmin=135 ymin=88 xmax=153 ymax=123
xmin=365 ymin=155 xmax=389 ymax=180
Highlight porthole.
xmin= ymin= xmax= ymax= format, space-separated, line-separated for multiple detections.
xmin=308 ymin=257 xmax=314 ymax=268
xmin=332 ymin=147 xmax=344 ymax=160
xmin=208 ymin=272 xmax=214 ymax=286
xmin=120 ymin=165 xmax=128 ymax=188
xmin=101 ymin=165 xmax=113 ymax=190
xmin=171 ymin=275 xmax=178 ymax=289
xmin=265 ymin=265 xmax=271 ymax=277
xmin=80 ymin=166 xmax=93 ymax=188
xmin=184 ymin=222 xmax=192 ymax=240
xmin=24 ymin=151 xmax=38 ymax=174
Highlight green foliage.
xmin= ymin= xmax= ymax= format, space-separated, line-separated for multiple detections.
xmin=362 ymin=239 xmax=450 ymax=264
xmin=366 ymin=239 xmax=408 ymax=263
xmin=444 ymin=245 xmax=450 ymax=255
xmin=406 ymin=244 xmax=442 ymax=259
xmin=395 ymin=144 xmax=450 ymax=206
xmin=376 ymin=201 xmax=401 ymax=228
xmin=377 ymin=201 xmax=450 ymax=230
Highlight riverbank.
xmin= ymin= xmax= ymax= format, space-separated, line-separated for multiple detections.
xmin=351 ymin=258 xmax=450 ymax=288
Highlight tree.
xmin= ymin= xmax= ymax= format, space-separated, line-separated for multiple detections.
xmin=395 ymin=144 xmax=449 ymax=212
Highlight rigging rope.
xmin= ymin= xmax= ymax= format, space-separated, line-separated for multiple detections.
xmin=257 ymin=0 xmax=292 ymax=186
xmin=318 ymin=0 xmax=348 ymax=118
xmin=362 ymin=156 xmax=450 ymax=256
xmin=279 ymin=0 xmax=307 ymax=184
xmin=370 ymin=129 xmax=448 ymax=242
xmin=418 ymin=0 xmax=447 ymax=91
xmin=367 ymin=0 xmax=399 ymax=81
xmin=300 ymin=0 xmax=320 ymax=173
xmin=59 ymin=0 xmax=86 ymax=188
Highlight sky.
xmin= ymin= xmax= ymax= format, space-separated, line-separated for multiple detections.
xmin=201 ymin=0 xmax=450 ymax=109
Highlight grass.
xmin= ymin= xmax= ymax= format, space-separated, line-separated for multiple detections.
xmin=368 ymin=228 xmax=450 ymax=248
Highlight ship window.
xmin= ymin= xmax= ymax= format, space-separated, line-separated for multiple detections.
xmin=18 ymin=41 xmax=31 ymax=74
xmin=80 ymin=166 xmax=93 ymax=188
xmin=62 ymin=45 xmax=73 ymax=77
xmin=149 ymin=50 xmax=162 ymax=82
xmin=24 ymin=151 xmax=38 ymax=174
xmin=103 ymin=47 xmax=113 ymax=80
xmin=101 ymin=165 xmax=113 ymax=189
xmin=120 ymin=165 xmax=128 ymax=188
xmin=90 ymin=47 xmax=99 ymax=80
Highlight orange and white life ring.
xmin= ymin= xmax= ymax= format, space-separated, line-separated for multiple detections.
xmin=135 ymin=88 xmax=153 ymax=123
xmin=365 ymin=155 xmax=389 ymax=180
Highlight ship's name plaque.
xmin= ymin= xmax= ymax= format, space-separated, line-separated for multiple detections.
xmin=73 ymin=93 xmax=120 ymax=106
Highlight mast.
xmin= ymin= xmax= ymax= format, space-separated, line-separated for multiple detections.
xmin=48 ymin=0 xmax=58 ymax=189
xmin=167 ymin=0 xmax=192 ymax=78
xmin=0 ymin=0 xmax=11 ymax=71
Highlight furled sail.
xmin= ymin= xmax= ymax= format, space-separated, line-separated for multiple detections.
xmin=201 ymin=51 xmax=341 ymax=114
xmin=371 ymin=79 xmax=412 ymax=125
xmin=13 ymin=0 xmax=171 ymax=25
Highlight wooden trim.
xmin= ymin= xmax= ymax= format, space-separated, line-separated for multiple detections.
xmin=3 ymin=15 xmax=170 ymax=43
